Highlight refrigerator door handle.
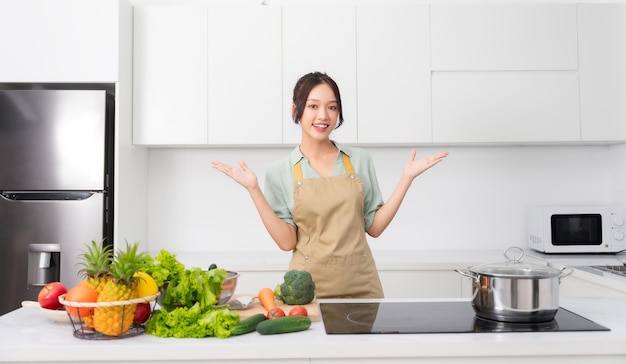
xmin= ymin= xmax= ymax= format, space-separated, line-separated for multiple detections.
xmin=0 ymin=191 xmax=96 ymax=201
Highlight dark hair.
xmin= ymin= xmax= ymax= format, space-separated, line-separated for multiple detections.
xmin=291 ymin=72 xmax=344 ymax=128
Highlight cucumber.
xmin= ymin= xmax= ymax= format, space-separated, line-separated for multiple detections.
xmin=256 ymin=316 xmax=311 ymax=335
xmin=231 ymin=313 xmax=266 ymax=336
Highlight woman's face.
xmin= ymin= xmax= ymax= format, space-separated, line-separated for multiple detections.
xmin=298 ymin=83 xmax=339 ymax=142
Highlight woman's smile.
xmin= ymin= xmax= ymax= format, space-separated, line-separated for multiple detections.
xmin=312 ymin=123 xmax=329 ymax=131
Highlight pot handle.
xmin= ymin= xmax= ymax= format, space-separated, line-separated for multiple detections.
xmin=558 ymin=267 xmax=574 ymax=283
xmin=504 ymin=246 xmax=524 ymax=263
xmin=454 ymin=269 xmax=478 ymax=282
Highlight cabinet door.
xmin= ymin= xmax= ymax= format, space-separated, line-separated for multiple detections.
xmin=578 ymin=4 xmax=626 ymax=142
xmin=133 ymin=6 xmax=208 ymax=145
xmin=432 ymin=71 xmax=580 ymax=143
xmin=282 ymin=5 xmax=357 ymax=145
xmin=356 ymin=5 xmax=431 ymax=144
xmin=431 ymin=4 xmax=578 ymax=71
xmin=560 ymin=273 xmax=626 ymax=297
xmin=207 ymin=6 xmax=282 ymax=145
xmin=0 ymin=0 xmax=118 ymax=82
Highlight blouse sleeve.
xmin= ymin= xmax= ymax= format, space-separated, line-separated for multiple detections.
xmin=263 ymin=159 xmax=296 ymax=227
xmin=359 ymin=151 xmax=384 ymax=230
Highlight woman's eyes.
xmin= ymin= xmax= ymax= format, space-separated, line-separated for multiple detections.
xmin=307 ymin=104 xmax=338 ymax=111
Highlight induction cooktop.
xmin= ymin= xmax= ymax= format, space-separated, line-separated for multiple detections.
xmin=319 ymin=301 xmax=610 ymax=334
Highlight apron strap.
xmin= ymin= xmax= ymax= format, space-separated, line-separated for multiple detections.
xmin=341 ymin=152 xmax=355 ymax=174
xmin=293 ymin=151 xmax=354 ymax=182
xmin=294 ymin=160 xmax=304 ymax=182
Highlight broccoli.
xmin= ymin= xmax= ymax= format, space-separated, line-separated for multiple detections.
xmin=274 ymin=269 xmax=316 ymax=305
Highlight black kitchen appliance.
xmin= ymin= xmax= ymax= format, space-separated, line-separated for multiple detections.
xmin=319 ymin=301 xmax=609 ymax=334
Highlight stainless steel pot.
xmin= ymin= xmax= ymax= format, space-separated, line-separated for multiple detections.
xmin=455 ymin=247 xmax=572 ymax=323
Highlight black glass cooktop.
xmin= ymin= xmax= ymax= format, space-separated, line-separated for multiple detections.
xmin=319 ymin=301 xmax=610 ymax=334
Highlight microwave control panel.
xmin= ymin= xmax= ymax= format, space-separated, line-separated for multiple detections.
xmin=610 ymin=208 xmax=625 ymax=241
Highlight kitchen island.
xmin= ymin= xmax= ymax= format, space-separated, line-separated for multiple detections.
xmin=2 ymin=296 xmax=626 ymax=364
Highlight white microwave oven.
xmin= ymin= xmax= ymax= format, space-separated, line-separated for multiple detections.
xmin=527 ymin=206 xmax=626 ymax=253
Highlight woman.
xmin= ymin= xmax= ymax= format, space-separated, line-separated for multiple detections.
xmin=212 ymin=72 xmax=447 ymax=298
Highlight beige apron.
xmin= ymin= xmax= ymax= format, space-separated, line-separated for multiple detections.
xmin=289 ymin=152 xmax=384 ymax=298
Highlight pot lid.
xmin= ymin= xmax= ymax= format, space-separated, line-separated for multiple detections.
xmin=469 ymin=247 xmax=562 ymax=278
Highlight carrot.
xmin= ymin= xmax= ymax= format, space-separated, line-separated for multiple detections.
xmin=258 ymin=287 xmax=276 ymax=311
xmin=221 ymin=283 xmax=235 ymax=291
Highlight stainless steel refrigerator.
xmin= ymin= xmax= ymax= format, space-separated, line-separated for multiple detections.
xmin=0 ymin=84 xmax=114 ymax=315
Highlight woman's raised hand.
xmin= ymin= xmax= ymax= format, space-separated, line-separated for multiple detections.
xmin=212 ymin=160 xmax=259 ymax=191
xmin=403 ymin=150 xmax=449 ymax=180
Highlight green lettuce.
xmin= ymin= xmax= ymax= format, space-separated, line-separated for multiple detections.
xmin=144 ymin=249 xmax=185 ymax=287
xmin=162 ymin=267 xmax=226 ymax=310
xmin=144 ymin=253 xmax=235 ymax=338
xmin=145 ymin=302 xmax=240 ymax=338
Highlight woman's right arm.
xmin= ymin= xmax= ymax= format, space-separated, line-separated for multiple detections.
xmin=212 ymin=160 xmax=297 ymax=251
xmin=246 ymin=184 xmax=297 ymax=251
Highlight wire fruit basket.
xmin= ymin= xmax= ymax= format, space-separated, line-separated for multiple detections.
xmin=59 ymin=292 xmax=159 ymax=340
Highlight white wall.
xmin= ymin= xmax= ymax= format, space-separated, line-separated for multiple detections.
xmin=611 ymin=144 xmax=626 ymax=203
xmin=146 ymin=144 xmax=619 ymax=254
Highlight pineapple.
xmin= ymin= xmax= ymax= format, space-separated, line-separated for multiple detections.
xmin=93 ymin=241 xmax=148 ymax=337
xmin=77 ymin=240 xmax=113 ymax=328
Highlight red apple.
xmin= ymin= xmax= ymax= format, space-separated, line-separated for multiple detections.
xmin=133 ymin=302 xmax=151 ymax=324
xmin=38 ymin=282 xmax=67 ymax=310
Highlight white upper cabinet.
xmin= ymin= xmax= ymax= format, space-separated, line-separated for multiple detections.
xmin=432 ymin=71 xmax=580 ymax=143
xmin=282 ymin=5 xmax=357 ymax=145
xmin=356 ymin=4 xmax=432 ymax=144
xmin=430 ymin=4 xmax=578 ymax=71
xmin=133 ymin=6 xmax=208 ymax=145
xmin=430 ymin=3 xmax=581 ymax=143
xmin=134 ymin=5 xmax=282 ymax=146
xmin=578 ymin=4 xmax=626 ymax=142
xmin=207 ymin=6 xmax=282 ymax=145
xmin=130 ymin=1 xmax=623 ymax=146
xmin=0 ymin=0 xmax=119 ymax=82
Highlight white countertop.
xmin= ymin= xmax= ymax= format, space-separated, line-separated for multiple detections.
xmin=2 ymin=296 xmax=626 ymax=363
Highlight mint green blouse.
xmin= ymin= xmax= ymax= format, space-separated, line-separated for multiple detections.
xmin=264 ymin=142 xmax=384 ymax=230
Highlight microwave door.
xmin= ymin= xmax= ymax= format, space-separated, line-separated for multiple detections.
xmin=552 ymin=214 xmax=603 ymax=246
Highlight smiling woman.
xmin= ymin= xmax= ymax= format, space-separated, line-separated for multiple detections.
xmin=212 ymin=72 xmax=448 ymax=300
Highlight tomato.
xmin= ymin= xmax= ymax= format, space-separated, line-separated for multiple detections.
xmin=266 ymin=307 xmax=285 ymax=320
xmin=133 ymin=302 xmax=151 ymax=324
xmin=288 ymin=306 xmax=308 ymax=317
xmin=38 ymin=282 xmax=67 ymax=310
xmin=64 ymin=284 xmax=98 ymax=318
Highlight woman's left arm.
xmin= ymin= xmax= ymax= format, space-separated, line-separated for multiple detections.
xmin=366 ymin=150 xmax=448 ymax=237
